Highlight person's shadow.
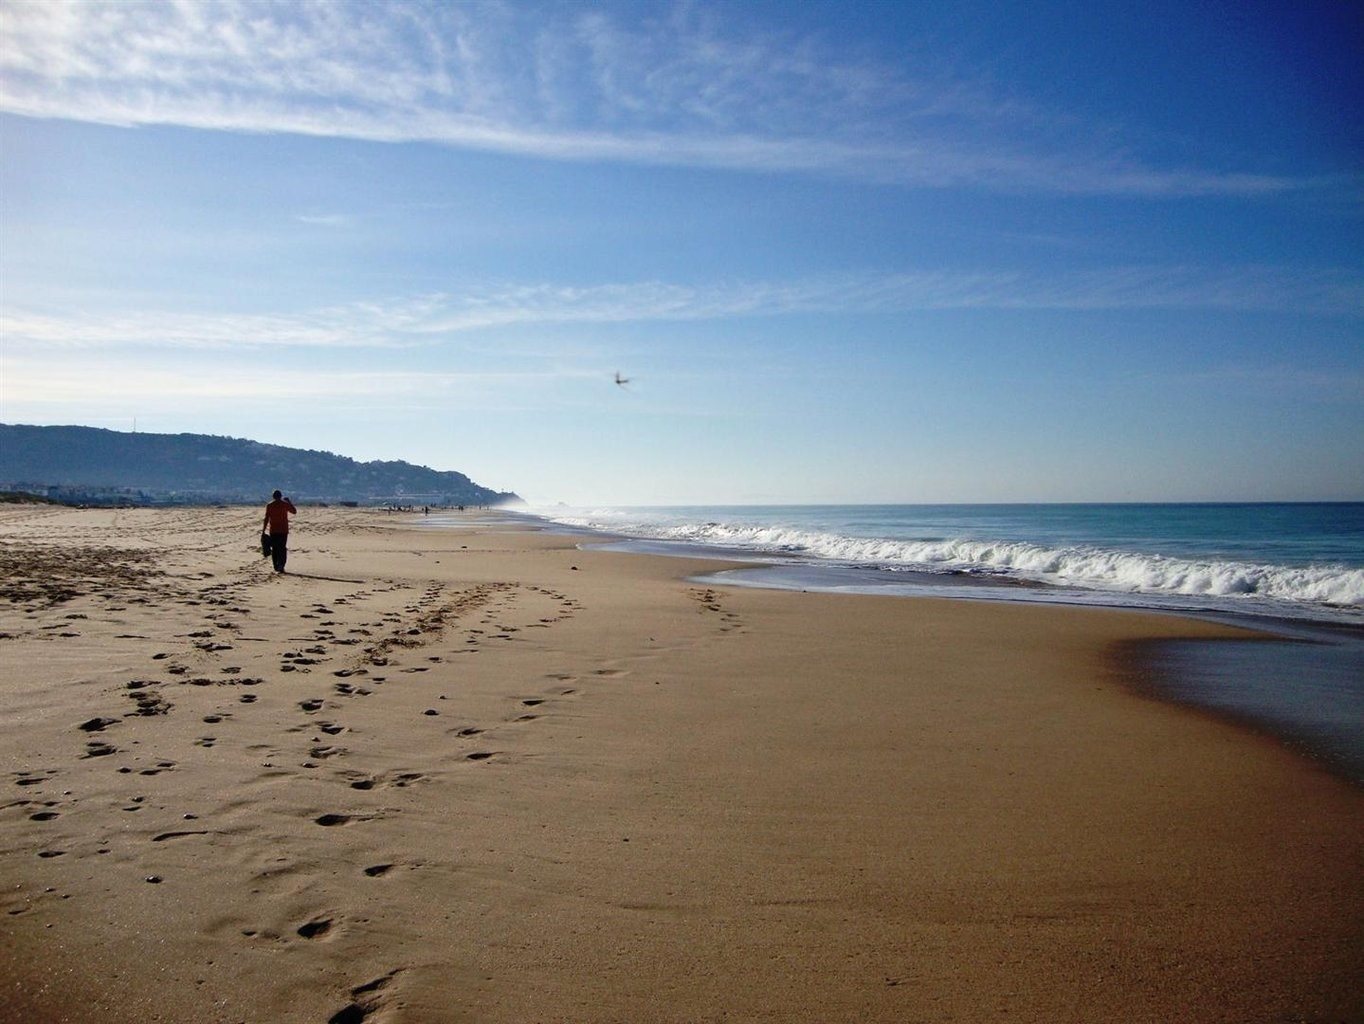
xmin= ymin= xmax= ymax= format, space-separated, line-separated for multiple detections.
xmin=273 ymin=571 xmax=366 ymax=584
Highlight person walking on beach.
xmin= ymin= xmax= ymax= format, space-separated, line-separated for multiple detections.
xmin=263 ymin=490 xmax=297 ymax=573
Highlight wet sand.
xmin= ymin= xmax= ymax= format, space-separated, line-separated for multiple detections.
xmin=1 ymin=506 xmax=1360 ymax=1023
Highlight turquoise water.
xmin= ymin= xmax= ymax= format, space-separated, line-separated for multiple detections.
xmin=524 ymin=503 xmax=1363 ymax=622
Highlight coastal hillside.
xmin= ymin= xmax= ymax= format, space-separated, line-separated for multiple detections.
xmin=0 ymin=424 xmax=519 ymax=506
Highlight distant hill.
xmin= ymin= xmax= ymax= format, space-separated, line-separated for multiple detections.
xmin=0 ymin=424 xmax=519 ymax=506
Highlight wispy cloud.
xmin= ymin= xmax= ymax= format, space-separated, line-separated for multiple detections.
xmin=1 ymin=304 xmax=415 ymax=349
xmin=0 ymin=0 xmax=1315 ymax=196
xmin=293 ymin=213 xmax=351 ymax=227
xmin=3 ymin=266 xmax=1358 ymax=351
xmin=0 ymin=355 xmax=590 ymax=410
xmin=402 ymin=267 xmax=1364 ymax=331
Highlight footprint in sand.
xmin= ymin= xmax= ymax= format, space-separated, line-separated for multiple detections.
xmin=151 ymin=829 xmax=210 ymax=842
xmin=328 ymin=969 xmax=402 ymax=1024
xmin=348 ymin=770 xmax=423 ymax=792
xmin=296 ymin=917 xmax=335 ymax=940
xmin=127 ymin=686 xmax=172 ymax=716
xmin=14 ymin=771 xmax=57 ymax=788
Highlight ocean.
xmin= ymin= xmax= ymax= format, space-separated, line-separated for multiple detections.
xmin=522 ymin=502 xmax=1363 ymax=621
xmin=488 ymin=502 xmax=1363 ymax=784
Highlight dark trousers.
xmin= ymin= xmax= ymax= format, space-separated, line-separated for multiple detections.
xmin=270 ymin=532 xmax=288 ymax=572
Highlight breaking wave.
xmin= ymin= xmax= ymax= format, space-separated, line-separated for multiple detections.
xmin=540 ymin=510 xmax=1364 ymax=609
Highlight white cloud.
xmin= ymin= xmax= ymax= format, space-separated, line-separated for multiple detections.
xmin=0 ymin=305 xmax=412 ymax=348
xmin=294 ymin=213 xmax=351 ymax=227
xmin=0 ymin=0 xmax=1313 ymax=195
xmin=0 ymin=355 xmax=589 ymax=412
xmin=3 ymin=266 xmax=1357 ymax=352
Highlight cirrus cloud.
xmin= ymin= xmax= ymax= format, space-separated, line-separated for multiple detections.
xmin=0 ymin=0 xmax=1319 ymax=196
xmin=3 ymin=265 xmax=1358 ymax=352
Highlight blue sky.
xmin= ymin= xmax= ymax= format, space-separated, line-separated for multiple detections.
xmin=1 ymin=0 xmax=1361 ymax=504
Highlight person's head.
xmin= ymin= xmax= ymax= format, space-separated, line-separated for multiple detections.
xmin=272 ymin=490 xmax=282 ymax=500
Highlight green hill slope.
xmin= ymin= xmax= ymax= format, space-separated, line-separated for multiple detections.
xmin=0 ymin=424 xmax=519 ymax=506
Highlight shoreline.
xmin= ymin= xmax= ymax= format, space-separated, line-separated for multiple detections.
xmin=2 ymin=506 xmax=1361 ymax=1022
xmin=497 ymin=510 xmax=1364 ymax=787
xmin=1124 ymin=627 xmax=1364 ymax=787
xmin=502 ymin=504 xmax=1364 ymax=627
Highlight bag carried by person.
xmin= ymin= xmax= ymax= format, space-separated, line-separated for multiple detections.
xmin=260 ymin=532 xmax=273 ymax=558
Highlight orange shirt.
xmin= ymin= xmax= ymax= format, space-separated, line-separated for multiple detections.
xmin=264 ymin=498 xmax=296 ymax=535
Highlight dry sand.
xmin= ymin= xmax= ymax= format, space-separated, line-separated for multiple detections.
xmin=1 ymin=505 xmax=1360 ymax=1023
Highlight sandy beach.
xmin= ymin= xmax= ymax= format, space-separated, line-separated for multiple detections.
xmin=1 ymin=505 xmax=1360 ymax=1023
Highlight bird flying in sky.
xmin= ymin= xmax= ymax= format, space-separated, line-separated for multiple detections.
xmin=614 ymin=371 xmax=632 ymax=387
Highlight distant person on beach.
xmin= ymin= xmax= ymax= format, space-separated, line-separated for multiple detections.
xmin=263 ymin=490 xmax=297 ymax=573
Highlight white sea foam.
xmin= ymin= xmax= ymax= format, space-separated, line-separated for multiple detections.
xmin=534 ymin=508 xmax=1364 ymax=609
